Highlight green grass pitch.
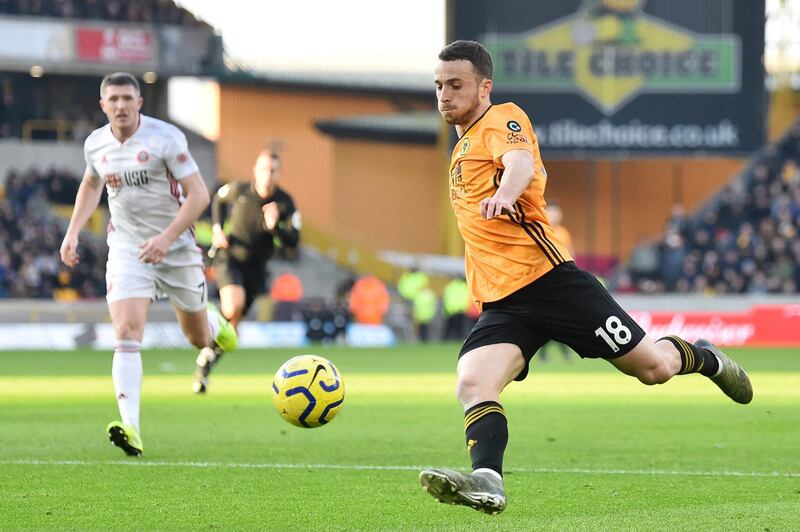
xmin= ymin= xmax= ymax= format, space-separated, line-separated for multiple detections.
xmin=1 ymin=344 xmax=799 ymax=530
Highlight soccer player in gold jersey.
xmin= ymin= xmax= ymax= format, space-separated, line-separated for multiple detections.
xmin=419 ymin=40 xmax=752 ymax=515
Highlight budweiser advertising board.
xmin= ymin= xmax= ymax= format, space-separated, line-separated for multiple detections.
xmin=628 ymin=305 xmax=800 ymax=347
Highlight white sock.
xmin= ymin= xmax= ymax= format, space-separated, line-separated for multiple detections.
xmin=112 ymin=340 xmax=143 ymax=433
xmin=206 ymin=308 xmax=220 ymax=343
xmin=473 ymin=467 xmax=503 ymax=481
xmin=196 ymin=346 xmax=218 ymax=366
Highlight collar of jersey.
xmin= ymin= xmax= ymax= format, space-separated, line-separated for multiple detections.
xmin=251 ymin=182 xmax=280 ymax=202
xmin=458 ymin=104 xmax=493 ymax=141
xmin=110 ymin=113 xmax=144 ymax=145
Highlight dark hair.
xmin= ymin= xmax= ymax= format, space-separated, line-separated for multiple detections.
xmin=438 ymin=40 xmax=493 ymax=80
xmin=100 ymin=72 xmax=140 ymax=98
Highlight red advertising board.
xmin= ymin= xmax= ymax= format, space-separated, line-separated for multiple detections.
xmin=628 ymin=305 xmax=800 ymax=347
xmin=76 ymin=27 xmax=152 ymax=63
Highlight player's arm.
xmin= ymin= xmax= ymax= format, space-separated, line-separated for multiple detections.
xmin=211 ymin=183 xmax=234 ymax=249
xmin=480 ymin=149 xmax=535 ymax=219
xmin=60 ymin=170 xmax=104 ymax=267
xmin=138 ymin=172 xmax=210 ymax=264
xmin=275 ymin=202 xmax=301 ymax=249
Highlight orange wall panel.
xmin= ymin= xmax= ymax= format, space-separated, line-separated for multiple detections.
xmin=679 ymin=159 xmax=744 ymax=210
xmin=332 ymin=140 xmax=443 ymax=253
xmin=617 ymin=160 xmax=676 ymax=257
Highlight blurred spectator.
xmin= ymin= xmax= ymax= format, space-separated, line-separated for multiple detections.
xmin=412 ymin=287 xmax=437 ymax=342
xmin=270 ymin=272 xmax=303 ymax=321
xmin=546 ymin=203 xmax=574 ymax=256
xmin=659 ymin=231 xmax=685 ymax=291
xmin=397 ymin=266 xmax=429 ymax=340
xmin=664 ymin=203 xmax=689 ymax=235
xmin=441 ymin=276 xmax=470 ymax=341
xmin=627 ymin=236 xmax=660 ymax=281
xmin=397 ymin=267 xmax=429 ymax=302
xmin=348 ymin=276 xmax=390 ymax=325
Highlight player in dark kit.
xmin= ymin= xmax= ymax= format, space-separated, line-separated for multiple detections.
xmin=192 ymin=151 xmax=300 ymax=393
xmin=418 ymin=40 xmax=753 ymax=515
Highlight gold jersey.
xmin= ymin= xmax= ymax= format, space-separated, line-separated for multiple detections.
xmin=449 ymin=103 xmax=572 ymax=308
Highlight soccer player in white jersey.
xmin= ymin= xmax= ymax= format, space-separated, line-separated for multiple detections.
xmin=59 ymin=72 xmax=237 ymax=457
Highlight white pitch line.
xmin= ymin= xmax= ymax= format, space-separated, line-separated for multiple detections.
xmin=2 ymin=460 xmax=799 ymax=478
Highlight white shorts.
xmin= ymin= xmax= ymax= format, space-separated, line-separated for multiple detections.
xmin=105 ymin=244 xmax=207 ymax=312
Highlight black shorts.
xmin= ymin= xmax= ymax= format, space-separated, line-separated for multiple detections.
xmin=213 ymin=251 xmax=268 ymax=314
xmin=459 ymin=262 xmax=645 ymax=381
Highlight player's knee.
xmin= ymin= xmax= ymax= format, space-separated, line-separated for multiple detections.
xmin=114 ymin=321 xmax=143 ymax=341
xmin=455 ymin=373 xmax=487 ymax=406
xmin=635 ymin=362 xmax=673 ymax=385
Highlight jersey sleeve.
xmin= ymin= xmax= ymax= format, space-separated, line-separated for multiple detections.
xmin=83 ymin=138 xmax=98 ymax=177
xmin=483 ymin=107 xmax=535 ymax=167
xmin=276 ymin=194 xmax=300 ymax=249
xmin=164 ymin=127 xmax=200 ymax=180
xmin=211 ymin=181 xmax=239 ymax=226
xmin=280 ymin=195 xmax=297 ymax=221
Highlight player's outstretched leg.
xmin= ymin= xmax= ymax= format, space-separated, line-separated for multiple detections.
xmin=193 ymin=303 xmax=238 ymax=394
xmin=695 ymin=338 xmax=753 ymax=404
xmin=106 ymin=421 xmax=143 ymax=457
xmin=419 ymin=468 xmax=506 ymax=514
xmin=657 ymin=336 xmax=753 ymax=404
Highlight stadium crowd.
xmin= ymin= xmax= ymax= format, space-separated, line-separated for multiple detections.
xmin=0 ymin=167 xmax=106 ymax=298
xmin=622 ymin=121 xmax=800 ymax=295
xmin=0 ymin=0 xmax=205 ymax=26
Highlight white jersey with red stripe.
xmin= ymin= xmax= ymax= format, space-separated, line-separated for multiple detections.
xmin=84 ymin=114 xmax=201 ymax=266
